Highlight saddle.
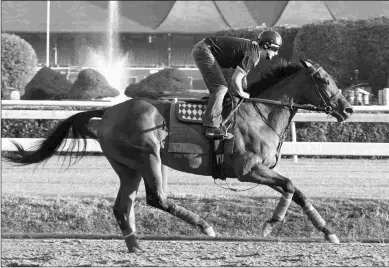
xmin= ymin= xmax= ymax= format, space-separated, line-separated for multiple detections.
xmin=168 ymin=96 xmax=239 ymax=180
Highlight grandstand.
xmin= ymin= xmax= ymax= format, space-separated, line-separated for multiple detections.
xmin=12 ymin=31 xmax=206 ymax=68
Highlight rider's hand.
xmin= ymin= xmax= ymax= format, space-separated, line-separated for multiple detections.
xmin=239 ymin=91 xmax=250 ymax=99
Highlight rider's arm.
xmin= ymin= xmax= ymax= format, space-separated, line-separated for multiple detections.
xmin=231 ymin=50 xmax=260 ymax=97
xmin=231 ymin=66 xmax=249 ymax=98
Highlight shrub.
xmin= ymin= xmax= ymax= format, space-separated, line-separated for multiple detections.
xmin=293 ymin=17 xmax=389 ymax=94
xmin=125 ymin=67 xmax=190 ymax=99
xmin=2 ymin=116 xmax=388 ymax=144
xmin=346 ymin=17 xmax=389 ymax=95
xmin=67 ymin=68 xmax=120 ymax=100
xmin=22 ymin=67 xmax=72 ymax=100
xmin=293 ymin=20 xmax=357 ymax=89
xmin=1 ymin=33 xmax=38 ymax=96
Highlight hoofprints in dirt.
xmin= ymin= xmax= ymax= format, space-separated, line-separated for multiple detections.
xmin=1 ymin=239 xmax=388 ymax=267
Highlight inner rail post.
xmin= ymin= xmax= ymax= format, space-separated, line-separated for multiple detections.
xmin=291 ymin=122 xmax=298 ymax=163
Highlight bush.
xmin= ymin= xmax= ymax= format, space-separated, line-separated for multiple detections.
xmin=2 ymin=116 xmax=388 ymax=144
xmin=1 ymin=118 xmax=100 ymax=139
xmin=125 ymin=67 xmax=190 ymax=99
xmin=67 ymin=68 xmax=120 ymax=100
xmin=293 ymin=20 xmax=357 ymax=89
xmin=293 ymin=17 xmax=389 ymax=94
xmin=22 ymin=67 xmax=72 ymax=100
xmin=346 ymin=17 xmax=389 ymax=95
xmin=1 ymin=33 xmax=38 ymax=97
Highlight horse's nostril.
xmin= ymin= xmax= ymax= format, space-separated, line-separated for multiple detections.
xmin=344 ymin=107 xmax=354 ymax=115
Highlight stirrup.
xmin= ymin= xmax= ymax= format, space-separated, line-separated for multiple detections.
xmin=207 ymin=133 xmax=234 ymax=140
xmin=205 ymin=127 xmax=234 ymax=140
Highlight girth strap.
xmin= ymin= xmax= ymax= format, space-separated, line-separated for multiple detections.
xmin=211 ymin=139 xmax=226 ymax=180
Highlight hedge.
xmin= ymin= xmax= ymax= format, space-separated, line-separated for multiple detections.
xmin=1 ymin=33 xmax=38 ymax=97
xmin=2 ymin=118 xmax=388 ymax=144
xmin=215 ymin=25 xmax=300 ymax=61
xmin=215 ymin=17 xmax=389 ymax=98
xmin=294 ymin=17 xmax=389 ymax=95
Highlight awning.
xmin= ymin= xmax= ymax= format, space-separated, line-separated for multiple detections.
xmin=4 ymin=1 xmax=388 ymax=34
xmin=2 ymin=1 xmax=389 ymax=34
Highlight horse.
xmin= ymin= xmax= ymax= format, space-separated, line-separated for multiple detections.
xmin=4 ymin=59 xmax=354 ymax=253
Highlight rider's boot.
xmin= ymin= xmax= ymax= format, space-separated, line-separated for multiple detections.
xmin=205 ymin=126 xmax=234 ymax=139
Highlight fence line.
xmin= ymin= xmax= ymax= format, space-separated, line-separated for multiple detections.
xmin=3 ymin=99 xmax=389 ymax=111
xmin=2 ymin=109 xmax=389 ymax=122
xmin=2 ymin=138 xmax=388 ymax=157
xmin=2 ymin=101 xmax=389 ymax=159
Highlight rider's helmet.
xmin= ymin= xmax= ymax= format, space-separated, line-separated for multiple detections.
xmin=257 ymin=30 xmax=282 ymax=48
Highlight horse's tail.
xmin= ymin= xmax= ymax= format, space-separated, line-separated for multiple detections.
xmin=3 ymin=109 xmax=107 ymax=167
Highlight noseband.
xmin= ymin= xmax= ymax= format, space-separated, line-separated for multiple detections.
xmin=309 ymin=67 xmax=340 ymax=114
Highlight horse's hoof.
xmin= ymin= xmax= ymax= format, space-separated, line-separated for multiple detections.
xmin=128 ymin=246 xmax=144 ymax=253
xmin=262 ymin=221 xmax=273 ymax=237
xmin=124 ymin=234 xmax=143 ymax=253
xmin=203 ymin=226 xmax=216 ymax=237
xmin=325 ymin=233 xmax=340 ymax=244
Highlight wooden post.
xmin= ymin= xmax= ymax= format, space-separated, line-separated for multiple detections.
xmin=291 ymin=122 xmax=298 ymax=163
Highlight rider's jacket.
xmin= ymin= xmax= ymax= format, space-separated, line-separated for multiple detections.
xmin=203 ymin=36 xmax=261 ymax=74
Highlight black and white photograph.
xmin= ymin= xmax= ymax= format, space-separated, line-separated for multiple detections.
xmin=1 ymin=1 xmax=389 ymax=267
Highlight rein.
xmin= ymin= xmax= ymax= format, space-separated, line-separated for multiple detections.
xmin=216 ymin=65 xmax=338 ymax=192
xmin=243 ymin=97 xmax=328 ymax=112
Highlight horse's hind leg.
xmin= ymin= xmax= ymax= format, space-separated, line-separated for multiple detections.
xmin=105 ymin=156 xmax=143 ymax=253
xmin=269 ymin=185 xmax=339 ymax=243
xmin=140 ymin=152 xmax=215 ymax=237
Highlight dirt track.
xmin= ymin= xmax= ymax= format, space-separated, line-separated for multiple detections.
xmin=2 ymin=158 xmax=389 ymax=266
xmin=2 ymin=239 xmax=389 ymax=267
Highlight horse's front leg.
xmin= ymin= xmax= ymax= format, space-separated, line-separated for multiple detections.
xmin=269 ymin=185 xmax=340 ymax=243
xmin=238 ymin=163 xmax=295 ymax=237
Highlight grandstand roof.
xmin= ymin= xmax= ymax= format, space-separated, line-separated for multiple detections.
xmin=2 ymin=1 xmax=389 ymax=33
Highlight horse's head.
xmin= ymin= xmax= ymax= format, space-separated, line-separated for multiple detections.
xmin=299 ymin=59 xmax=354 ymax=122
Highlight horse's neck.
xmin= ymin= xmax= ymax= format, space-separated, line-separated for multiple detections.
xmin=255 ymin=73 xmax=301 ymax=103
xmin=247 ymin=76 xmax=302 ymax=136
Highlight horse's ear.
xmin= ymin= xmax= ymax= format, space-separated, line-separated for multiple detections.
xmin=300 ymin=59 xmax=313 ymax=68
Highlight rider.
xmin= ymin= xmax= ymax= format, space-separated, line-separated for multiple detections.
xmin=191 ymin=30 xmax=282 ymax=138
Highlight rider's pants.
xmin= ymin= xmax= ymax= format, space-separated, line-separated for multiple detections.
xmin=191 ymin=39 xmax=228 ymax=128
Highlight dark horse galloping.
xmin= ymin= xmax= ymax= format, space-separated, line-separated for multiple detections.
xmin=4 ymin=59 xmax=354 ymax=253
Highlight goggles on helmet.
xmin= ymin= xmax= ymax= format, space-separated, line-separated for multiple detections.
xmin=268 ymin=45 xmax=280 ymax=52
xmin=262 ymin=42 xmax=280 ymax=52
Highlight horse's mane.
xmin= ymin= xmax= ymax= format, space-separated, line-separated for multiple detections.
xmin=247 ymin=58 xmax=304 ymax=97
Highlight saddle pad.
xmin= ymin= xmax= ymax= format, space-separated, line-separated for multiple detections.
xmin=175 ymin=101 xmax=206 ymax=124
xmin=168 ymin=101 xmax=210 ymax=154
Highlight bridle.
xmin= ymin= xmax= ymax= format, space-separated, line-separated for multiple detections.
xmin=221 ymin=65 xmax=340 ymax=133
xmin=309 ymin=66 xmax=340 ymax=115
xmin=216 ymin=64 xmax=340 ymax=192
xmin=242 ymin=65 xmax=339 ymax=114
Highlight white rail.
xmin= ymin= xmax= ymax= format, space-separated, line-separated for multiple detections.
xmin=2 ymin=101 xmax=389 ymax=158
xmin=2 ymin=109 xmax=389 ymax=122
xmin=2 ymin=138 xmax=388 ymax=157
xmin=3 ymin=100 xmax=389 ymax=111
